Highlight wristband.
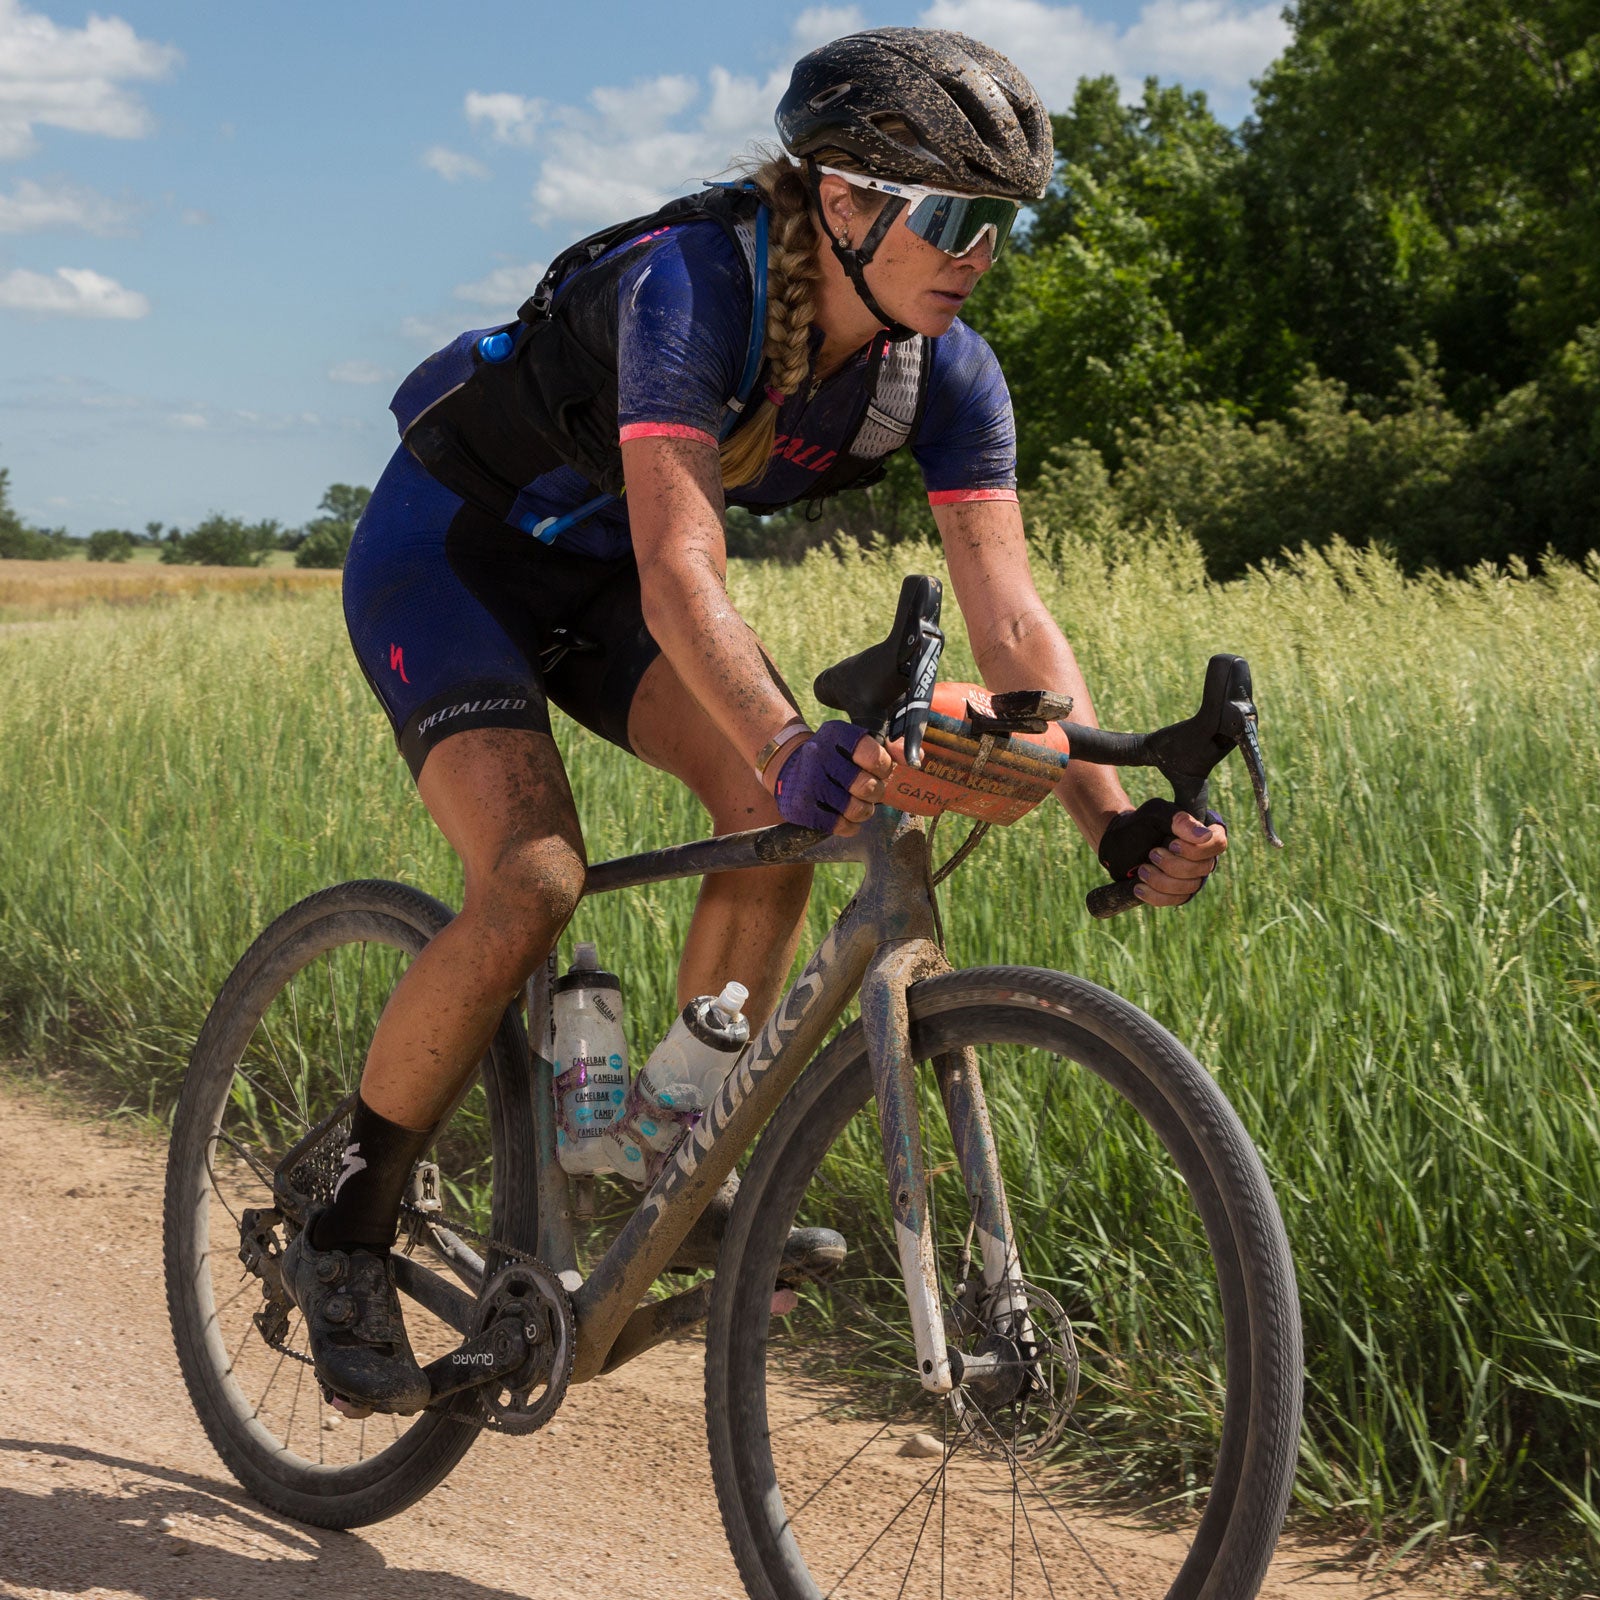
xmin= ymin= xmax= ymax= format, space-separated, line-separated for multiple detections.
xmin=755 ymin=719 xmax=812 ymax=781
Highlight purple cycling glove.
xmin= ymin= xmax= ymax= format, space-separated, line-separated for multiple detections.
xmin=773 ymin=721 xmax=872 ymax=831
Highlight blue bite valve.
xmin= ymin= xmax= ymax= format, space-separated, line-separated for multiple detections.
xmin=477 ymin=330 xmax=514 ymax=363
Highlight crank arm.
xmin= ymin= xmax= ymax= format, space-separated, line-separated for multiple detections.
xmin=423 ymin=1319 xmax=532 ymax=1404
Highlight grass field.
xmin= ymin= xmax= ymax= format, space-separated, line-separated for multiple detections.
xmin=0 ymin=554 xmax=335 ymax=620
xmin=1 ymin=529 xmax=1597 ymax=1575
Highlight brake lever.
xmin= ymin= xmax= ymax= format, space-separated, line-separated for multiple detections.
xmin=887 ymin=611 xmax=945 ymax=769
xmin=1082 ymin=653 xmax=1283 ymax=920
xmin=1218 ymin=684 xmax=1282 ymax=849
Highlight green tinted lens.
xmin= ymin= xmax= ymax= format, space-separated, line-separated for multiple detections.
xmin=903 ymin=193 xmax=1020 ymax=258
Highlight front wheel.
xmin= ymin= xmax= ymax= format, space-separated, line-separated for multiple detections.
xmin=706 ymin=966 xmax=1302 ymax=1600
xmin=163 ymin=880 xmax=538 ymax=1528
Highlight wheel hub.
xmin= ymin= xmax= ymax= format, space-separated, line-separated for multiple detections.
xmin=948 ymin=1278 xmax=1079 ymax=1460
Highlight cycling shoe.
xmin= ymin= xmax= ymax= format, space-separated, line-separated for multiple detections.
xmin=280 ymin=1211 xmax=431 ymax=1415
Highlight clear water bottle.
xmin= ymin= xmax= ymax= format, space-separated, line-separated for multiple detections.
xmin=603 ymin=981 xmax=750 ymax=1184
xmin=551 ymin=942 xmax=629 ymax=1176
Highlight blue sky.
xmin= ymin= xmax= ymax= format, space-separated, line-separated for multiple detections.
xmin=0 ymin=0 xmax=1289 ymax=536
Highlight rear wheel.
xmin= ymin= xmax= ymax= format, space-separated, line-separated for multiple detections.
xmin=163 ymin=880 xmax=538 ymax=1527
xmin=706 ymin=966 xmax=1301 ymax=1600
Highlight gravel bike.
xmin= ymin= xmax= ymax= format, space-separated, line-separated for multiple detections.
xmin=164 ymin=574 xmax=1301 ymax=1599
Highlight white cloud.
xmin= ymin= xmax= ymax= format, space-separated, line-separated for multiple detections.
xmin=400 ymin=313 xmax=465 ymax=346
xmin=453 ymin=260 xmax=545 ymax=308
xmin=171 ymin=410 xmax=207 ymax=429
xmin=179 ymin=206 xmax=211 ymax=226
xmin=422 ymin=144 xmax=487 ymax=182
xmin=789 ymin=5 xmax=867 ymax=53
xmin=530 ymin=67 xmax=786 ymax=226
xmin=328 ymin=359 xmax=394 ymax=385
xmin=0 ymin=0 xmax=180 ymax=161
xmin=1120 ymin=0 xmax=1291 ymax=88
xmin=0 ymin=176 xmax=133 ymax=234
xmin=465 ymin=90 xmax=543 ymax=146
xmin=916 ymin=0 xmax=1287 ymax=108
xmin=495 ymin=1 xmax=1284 ymax=232
xmin=0 ymin=264 xmax=148 ymax=317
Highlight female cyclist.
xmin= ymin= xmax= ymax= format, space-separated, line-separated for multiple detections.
xmin=284 ymin=26 xmax=1228 ymax=1415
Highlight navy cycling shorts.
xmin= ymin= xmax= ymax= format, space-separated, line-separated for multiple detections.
xmin=343 ymin=447 xmax=662 ymax=779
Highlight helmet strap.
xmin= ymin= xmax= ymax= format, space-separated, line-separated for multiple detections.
xmin=804 ymin=159 xmax=917 ymax=344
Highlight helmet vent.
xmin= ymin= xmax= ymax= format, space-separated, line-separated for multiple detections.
xmin=808 ymin=82 xmax=854 ymax=111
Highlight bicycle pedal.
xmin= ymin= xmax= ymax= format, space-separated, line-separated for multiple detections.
xmin=776 ymin=1226 xmax=846 ymax=1285
xmin=320 ymin=1383 xmax=375 ymax=1421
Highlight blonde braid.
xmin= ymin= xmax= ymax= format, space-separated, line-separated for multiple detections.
xmin=718 ymin=158 xmax=822 ymax=490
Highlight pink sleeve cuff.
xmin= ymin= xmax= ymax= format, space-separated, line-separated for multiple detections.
xmin=927 ymin=488 xmax=1019 ymax=506
xmin=619 ymin=422 xmax=718 ymax=448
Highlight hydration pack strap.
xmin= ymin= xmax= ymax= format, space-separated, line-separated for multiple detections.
xmin=849 ymin=333 xmax=928 ymax=459
xmin=521 ymin=187 xmax=770 ymax=546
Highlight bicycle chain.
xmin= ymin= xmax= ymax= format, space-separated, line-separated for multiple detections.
xmin=254 ymin=1201 xmax=557 ymax=1433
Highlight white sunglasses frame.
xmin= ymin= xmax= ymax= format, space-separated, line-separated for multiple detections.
xmin=813 ymin=164 xmax=1021 ymax=259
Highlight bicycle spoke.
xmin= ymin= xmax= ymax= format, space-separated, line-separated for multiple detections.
xmin=286 ymin=1351 xmax=307 ymax=1452
xmin=327 ymin=951 xmax=349 ymax=1092
xmin=213 ymin=1129 xmax=276 ymax=1192
xmin=789 ymin=1418 xmax=899 ymax=1520
xmin=894 ymin=1416 xmax=950 ymax=1600
xmin=821 ymin=1432 xmax=970 ymax=1599
xmin=231 ymin=1064 xmax=309 ymax=1133
xmin=963 ymin=1392 xmax=1123 ymax=1598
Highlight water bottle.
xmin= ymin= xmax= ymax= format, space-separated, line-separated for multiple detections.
xmin=603 ymin=981 xmax=750 ymax=1183
xmin=551 ymin=942 xmax=629 ymax=1175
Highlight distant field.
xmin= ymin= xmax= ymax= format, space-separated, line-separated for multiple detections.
xmin=1 ymin=531 xmax=1598 ymax=1566
xmin=0 ymin=555 xmax=336 ymax=619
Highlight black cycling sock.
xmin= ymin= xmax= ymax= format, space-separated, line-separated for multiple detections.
xmin=310 ymin=1096 xmax=434 ymax=1253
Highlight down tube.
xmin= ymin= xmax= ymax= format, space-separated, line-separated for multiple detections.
xmin=569 ymin=900 xmax=879 ymax=1382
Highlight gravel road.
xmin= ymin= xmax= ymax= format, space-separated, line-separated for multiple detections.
xmin=0 ymin=1082 xmax=1483 ymax=1600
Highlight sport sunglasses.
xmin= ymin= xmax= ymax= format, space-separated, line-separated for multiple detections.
xmin=815 ymin=165 xmax=1022 ymax=259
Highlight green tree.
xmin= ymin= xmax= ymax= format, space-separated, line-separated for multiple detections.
xmin=1244 ymin=0 xmax=1600 ymax=415
xmin=86 ymin=528 xmax=136 ymax=562
xmin=965 ymin=169 xmax=1196 ymax=475
xmin=294 ymin=482 xmax=371 ymax=569
xmin=0 ymin=470 xmax=67 ymax=559
xmin=161 ymin=514 xmax=281 ymax=567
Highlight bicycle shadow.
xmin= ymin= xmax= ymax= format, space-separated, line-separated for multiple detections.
xmin=0 ymin=1437 xmax=531 ymax=1600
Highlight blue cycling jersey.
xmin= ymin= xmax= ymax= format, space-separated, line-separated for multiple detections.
xmin=394 ymin=217 xmax=1019 ymax=561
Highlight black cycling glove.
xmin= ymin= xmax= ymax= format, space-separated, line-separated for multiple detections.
xmin=1098 ymin=799 xmax=1226 ymax=900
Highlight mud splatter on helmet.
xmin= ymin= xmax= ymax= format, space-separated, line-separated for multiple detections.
xmin=776 ymin=27 xmax=1053 ymax=201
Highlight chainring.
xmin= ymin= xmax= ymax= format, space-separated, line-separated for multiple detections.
xmin=467 ymin=1259 xmax=575 ymax=1436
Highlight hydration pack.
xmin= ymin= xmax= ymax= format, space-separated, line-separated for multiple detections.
xmin=395 ymin=185 xmax=931 ymax=533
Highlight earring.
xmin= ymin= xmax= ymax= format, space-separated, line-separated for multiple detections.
xmin=839 ymin=230 xmax=852 ymax=250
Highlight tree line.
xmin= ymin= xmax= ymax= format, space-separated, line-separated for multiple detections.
xmin=741 ymin=0 xmax=1598 ymax=575
xmin=0 ymin=474 xmax=370 ymax=569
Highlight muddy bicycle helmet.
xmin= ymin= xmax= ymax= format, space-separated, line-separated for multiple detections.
xmin=775 ymin=28 xmax=1052 ymax=336
xmin=776 ymin=27 xmax=1053 ymax=199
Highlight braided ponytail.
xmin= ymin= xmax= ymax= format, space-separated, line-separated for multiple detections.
xmin=717 ymin=157 xmax=822 ymax=490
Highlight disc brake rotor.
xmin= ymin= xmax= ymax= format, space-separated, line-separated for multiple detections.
xmin=948 ymin=1278 xmax=1079 ymax=1460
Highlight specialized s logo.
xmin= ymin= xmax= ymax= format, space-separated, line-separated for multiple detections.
xmin=389 ymin=644 xmax=410 ymax=684
xmin=333 ymin=1142 xmax=367 ymax=1201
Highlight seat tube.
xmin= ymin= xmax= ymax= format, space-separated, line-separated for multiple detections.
xmin=526 ymin=950 xmax=577 ymax=1275
xmin=934 ymin=1048 xmax=1029 ymax=1326
xmin=860 ymin=937 xmax=954 ymax=1393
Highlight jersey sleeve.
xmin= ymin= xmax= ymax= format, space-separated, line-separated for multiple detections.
xmin=911 ymin=320 xmax=1019 ymax=505
xmin=614 ymin=221 xmax=752 ymax=450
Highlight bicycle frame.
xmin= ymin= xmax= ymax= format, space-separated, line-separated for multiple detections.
xmin=522 ymin=804 xmax=1028 ymax=1392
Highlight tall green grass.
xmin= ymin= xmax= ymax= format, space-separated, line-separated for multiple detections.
xmin=2 ymin=535 xmax=1598 ymax=1559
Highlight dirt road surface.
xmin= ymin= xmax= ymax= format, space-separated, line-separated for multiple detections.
xmin=0 ymin=1082 xmax=1485 ymax=1600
